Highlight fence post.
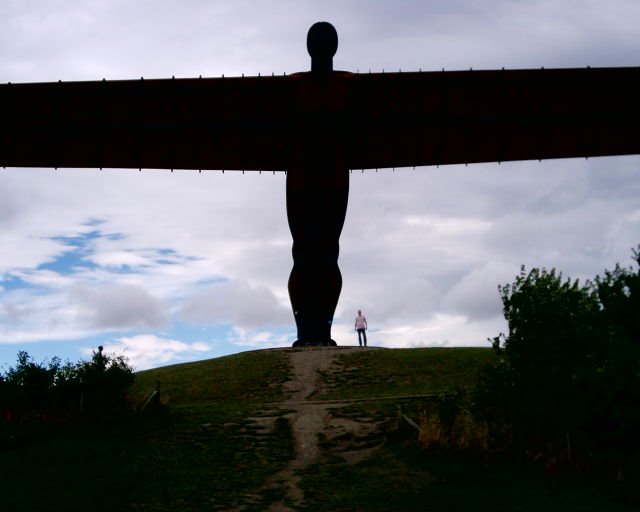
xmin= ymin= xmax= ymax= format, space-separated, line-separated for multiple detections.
xmin=140 ymin=381 xmax=161 ymax=413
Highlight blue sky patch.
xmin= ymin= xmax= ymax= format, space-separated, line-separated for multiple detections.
xmin=38 ymin=230 xmax=105 ymax=275
xmin=0 ymin=274 xmax=36 ymax=291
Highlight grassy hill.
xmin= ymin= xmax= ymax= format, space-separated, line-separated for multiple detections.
xmin=1 ymin=347 xmax=632 ymax=511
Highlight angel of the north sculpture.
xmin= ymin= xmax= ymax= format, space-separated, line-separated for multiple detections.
xmin=1 ymin=22 xmax=639 ymax=346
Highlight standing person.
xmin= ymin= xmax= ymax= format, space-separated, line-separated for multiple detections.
xmin=354 ymin=310 xmax=368 ymax=347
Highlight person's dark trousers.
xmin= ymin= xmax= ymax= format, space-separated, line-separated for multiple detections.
xmin=357 ymin=328 xmax=367 ymax=347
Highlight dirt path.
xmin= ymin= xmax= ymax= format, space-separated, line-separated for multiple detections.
xmin=256 ymin=347 xmax=384 ymax=511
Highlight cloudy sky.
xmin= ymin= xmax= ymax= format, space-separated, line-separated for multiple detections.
xmin=1 ymin=0 xmax=639 ymax=370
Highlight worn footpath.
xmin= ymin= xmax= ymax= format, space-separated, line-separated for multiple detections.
xmin=243 ymin=347 xmax=387 ymax=511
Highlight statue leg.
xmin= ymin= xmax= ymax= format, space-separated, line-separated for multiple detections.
xmin=286 ymin=165 xmax=349 ymax=346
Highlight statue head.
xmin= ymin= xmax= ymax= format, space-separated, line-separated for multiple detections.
xmin=307 ymin=22 xmax=338 ymax=73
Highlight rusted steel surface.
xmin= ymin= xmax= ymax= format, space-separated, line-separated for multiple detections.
xmin=0 ymin=75 xmax=294 ymax=171
xmin=2 ymin=66 xmax=639 ymax=171
xmin=346 ymin=67 xmax=640 ymax=169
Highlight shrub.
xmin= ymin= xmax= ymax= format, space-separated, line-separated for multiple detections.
xmin=76 ymin=347 xmax=135 ymax=419
xmin=1 ymin=351 xmax=61 ymax=422
xmin=476 ymin=247 xmax=640 ymax=478
xmin=419 ymin=394 xmax=489 ymax=454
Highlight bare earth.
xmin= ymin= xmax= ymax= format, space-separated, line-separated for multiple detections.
xmin=246 ymin=347 xmax=385 ymax=511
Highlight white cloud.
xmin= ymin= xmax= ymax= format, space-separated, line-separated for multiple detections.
xmin=225 ymin=325 xmax=295 ymax=349
xmin=1 ymin=287 xmax=91 ymax=343
xmin=0 ymin=233 xmax=67 ymax=275
xmin=90 ymin=251 xmax=150 ymax=268
xmin=11 ymin=269 xmax=75 ymax=288
xmin=330 ymin=312 xmax=506 ymax=349
xmin=93 ymin=335 xmax=211 ymax=371
xmin=2 ymin=302 xmax=33 ymax=324
xmin=1 ymin=1 xmax=640 ymax=369
xmin=403 ymin=215 xmax=493 ymax=236
xmin=180 ymin=279 xmax=292 ymax=329
xmin=440 ymin=261 xmax=510 ymax=320
xmin=70 ymin=284 xmax=170 ymax=330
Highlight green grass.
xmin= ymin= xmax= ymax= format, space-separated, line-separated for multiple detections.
xmin=1 ymin=349 xmax=292 ymax=512
xmin=298 ymin=437 xmax=636 ymax=512
xmin=131 ymin=347 xmax=291 ymax=404
xmin=315 ymin=347 xmax=496 ymax=400
xmin=312 ymin=347 xmax=496 ymax=423
xmin=2 ymin=347 xmax=634 ymax=511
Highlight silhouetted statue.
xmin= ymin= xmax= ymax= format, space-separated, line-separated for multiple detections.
xmin=289 ymin=22 xmax=346 ymax=347
xmin=2 ymin=22 xmax=639 ymax=349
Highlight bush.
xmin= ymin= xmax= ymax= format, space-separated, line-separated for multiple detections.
xmin=476 ymin=247 xmax=640 ymax=478
xmin=1 ymin=347 xmax=134 ymax=429
xmin=419 ymin=393 xmax=489 ymax=454
xmin=77 ymin=347 xmax=135 ymax=419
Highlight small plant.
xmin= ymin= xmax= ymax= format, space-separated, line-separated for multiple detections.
xmin=418 ymin=394 xmax=489 ymax=453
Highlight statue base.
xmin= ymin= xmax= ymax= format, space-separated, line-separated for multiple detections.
xmin=292 ymin=339 xmax=338 ymax=347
